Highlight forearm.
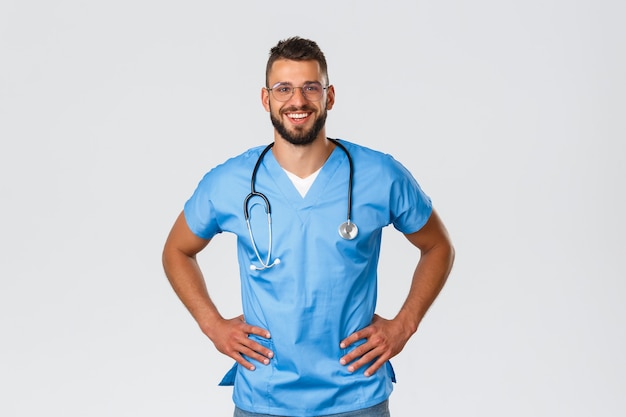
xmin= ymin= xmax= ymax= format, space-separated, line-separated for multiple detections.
xmin=162 ymin=248 xmax=223 ymax=333
xmin=395 ymin=238 xmax=455 ymax=335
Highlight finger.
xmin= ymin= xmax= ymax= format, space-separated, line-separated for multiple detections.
xmin=339 ymin=341 xmax=372 ymax=366
xmin=340 ymin=327 xmax=372 ymax=349
xmin=340 ymin=338 xmax=382 ymax=368
xmin=363 ymin=356 xmax=388 ymax=377
xmin=244 ymin=340 xmax=274 ymax=362
xmin=239 ymin=344 xmax=273 ymax=367
xmin=234 ymin=317 xmax=271 ymax=339
xmin=345 ymin=347 xmax=381 ymax=373
xmin=245 ymin=324 xmax=271 ymax=339
xmin=232 ymin=353 xmax=256 ymax=371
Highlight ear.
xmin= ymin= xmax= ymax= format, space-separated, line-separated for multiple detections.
xmin=261 ymin=87 xmax=270 ymax=112
xmin=325 ymin=85 xmax=335 ymax=111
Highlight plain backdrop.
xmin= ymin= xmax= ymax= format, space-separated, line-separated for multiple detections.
xmin=1 ymin=1 xmax=624 ymax=416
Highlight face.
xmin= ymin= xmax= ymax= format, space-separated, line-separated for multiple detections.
xmin=262 ymin=59 xmax=335 ymax=146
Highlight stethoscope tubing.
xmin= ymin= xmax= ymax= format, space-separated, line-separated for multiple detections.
xmin=244 ymin=143 xmax=276 ymax=220
xmin=328 ymin=138 xmax=354 ymax=225
xmin=244 ymin=138 xmax=356 ymax=270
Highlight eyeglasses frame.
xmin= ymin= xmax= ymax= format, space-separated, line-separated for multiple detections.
xmin=265 ymin=81 xmax=330 ymax=102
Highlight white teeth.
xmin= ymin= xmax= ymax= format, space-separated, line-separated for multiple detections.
xmin=287 ymin=113 xmax=308 ymax=119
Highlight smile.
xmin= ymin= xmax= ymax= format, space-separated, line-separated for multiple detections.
xmin=286 ymin=112 xmax=311 ymax=120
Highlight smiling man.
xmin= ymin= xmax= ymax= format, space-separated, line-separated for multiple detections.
xmin=162 ymin=37 xmax=455 ymax=417
xmin=265 ymin=57 xmax=331 ymax=147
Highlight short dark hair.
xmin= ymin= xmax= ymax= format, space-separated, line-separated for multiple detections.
xmin=265 ymin=36 xmax=329 ymax=87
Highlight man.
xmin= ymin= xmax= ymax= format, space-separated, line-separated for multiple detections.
xmin=162 ymin=36 xmax=454 ymax=417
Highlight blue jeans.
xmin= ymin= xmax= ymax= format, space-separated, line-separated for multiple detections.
xmin=233 ymin=399 xmax=390 ymax=417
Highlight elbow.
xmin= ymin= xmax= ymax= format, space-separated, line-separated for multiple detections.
xmin=442 ymin=235 xmax=455 ymax=274
xmin=448 ymin=240 xmax=456 ymax=268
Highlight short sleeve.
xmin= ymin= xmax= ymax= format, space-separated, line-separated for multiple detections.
xmin=388 ymin=159 xmax=433 ymax=234
xmin=183 ymin=172 xmax=222 ymax=240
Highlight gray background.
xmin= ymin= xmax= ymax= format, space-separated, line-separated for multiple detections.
xmin=1 ymin=1 xmax=624 ymax=416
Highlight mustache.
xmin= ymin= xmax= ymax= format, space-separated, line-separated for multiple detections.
xmin=280 ymin=105 xmax=315 ymax=113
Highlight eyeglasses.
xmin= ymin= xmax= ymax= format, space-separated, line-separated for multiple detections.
xmin=266 ymin=82 xmax=328 ymax=102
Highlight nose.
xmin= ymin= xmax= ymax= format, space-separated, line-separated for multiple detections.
xmin=289 ymin=87 xmax=308 ymax=104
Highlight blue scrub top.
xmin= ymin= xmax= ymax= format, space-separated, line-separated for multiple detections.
xmin=184 ymin=140 xmax=432 ymax=417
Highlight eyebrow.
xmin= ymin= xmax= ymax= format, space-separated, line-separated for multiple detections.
xmin=271 ymin=81 xmax=322 ymax=87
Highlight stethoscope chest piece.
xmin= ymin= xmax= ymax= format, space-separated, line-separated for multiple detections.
xmin=338 ymin=221 xmax=358 ymax=240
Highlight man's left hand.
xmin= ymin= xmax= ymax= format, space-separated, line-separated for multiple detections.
xmin=339 ymin=314 xmax=413 ymax=377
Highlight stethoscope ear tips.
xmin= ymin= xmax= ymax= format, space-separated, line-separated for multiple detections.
xmin=250 ymin=258 xmax=281 ymax=271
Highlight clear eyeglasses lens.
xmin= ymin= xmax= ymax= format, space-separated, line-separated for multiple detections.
xmin=269 ymin=82 xmax=326 ymax=102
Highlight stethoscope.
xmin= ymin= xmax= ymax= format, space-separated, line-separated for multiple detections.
xmin=244 ymin=138 xmax=358 ymax=271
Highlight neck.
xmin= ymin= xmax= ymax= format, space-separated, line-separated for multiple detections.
xmin=272 ymin=134 xmax=335 ymax=178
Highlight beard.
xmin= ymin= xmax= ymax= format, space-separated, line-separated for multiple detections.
xmin=269 ymin=104 xmax=327 ymax=146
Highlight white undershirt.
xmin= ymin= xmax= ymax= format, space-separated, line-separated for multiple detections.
xmin=283 ymin=167 xmax=322 ymax=197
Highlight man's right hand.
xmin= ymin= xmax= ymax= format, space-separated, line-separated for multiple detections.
xmin=205 ymin=315 xmax=273 ymax=371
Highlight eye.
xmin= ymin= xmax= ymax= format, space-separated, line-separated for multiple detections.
xmin=275 ymin=85 xmax=292 ymax=94
xmin=303 ymin=83 xmax=322 ymax=93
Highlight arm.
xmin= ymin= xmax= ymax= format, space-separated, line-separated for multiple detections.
xmin=339 ymin=208 xmax=455 ymax=376
xmin=162 ymin=211 xmax=273 ymax=371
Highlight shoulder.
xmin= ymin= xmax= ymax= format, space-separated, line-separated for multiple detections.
xmin=197 ymin=145 xmax=268 ymax=179
xmin=212 ymin=145 xmax=268 ymax=172
xmin=335 ymin=139 xmax=412 ymax=178
xmin=189 ymin=145 xmax=270 ymax=196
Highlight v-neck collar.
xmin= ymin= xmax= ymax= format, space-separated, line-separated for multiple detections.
xmin=262 ymin=145 xmax=346 ymax=209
